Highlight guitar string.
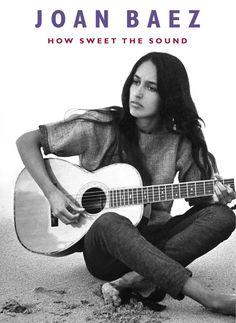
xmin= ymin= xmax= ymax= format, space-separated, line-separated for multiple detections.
xmin=61 ymin=179 xmax=235 ymax=199
xmin=50 ymin=178 xmax=235 ymax=209
xmin=62 ymin=190 xmax=234 ymax=203
xmin=62 ymin=188 xmax=235 ymax=200
xmin=62 ymin=184 xmax=235 ymax=208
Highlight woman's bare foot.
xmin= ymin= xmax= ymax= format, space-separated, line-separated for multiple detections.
xmin=102 ymin=282 xmax=122 ymax=307
xmin=207 ymin=293 xmax=236 ymax=316
xmin=182 ymin=277 xmax=236 ymax=316
xmin=101 ymin=271 xmax=156 ymax=307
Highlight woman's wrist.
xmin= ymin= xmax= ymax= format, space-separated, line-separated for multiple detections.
xmin=43 ymin=183 xmax=58 ymax=200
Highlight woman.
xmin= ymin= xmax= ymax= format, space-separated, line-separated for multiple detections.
xmin=16 ymin=52 xmax=236 ymax=316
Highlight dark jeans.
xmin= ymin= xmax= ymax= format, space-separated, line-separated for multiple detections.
xmin=82 ymin=204 xmax=235 ymax=299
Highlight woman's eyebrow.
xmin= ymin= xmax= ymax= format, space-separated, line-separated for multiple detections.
xmin=134 ymin=73 xmax=157 ymax=85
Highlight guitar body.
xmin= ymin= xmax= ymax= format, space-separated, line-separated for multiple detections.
xmin=14 ymin=158 xmax=143 ymax=257
xmin=14 ymin=158 xmax=235 ymax=257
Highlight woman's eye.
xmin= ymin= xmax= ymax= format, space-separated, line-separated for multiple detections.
xmin=132 ymin=79 xmax=140 ymax=85
xmin=148 ymin=85 xmax=157 ymax=92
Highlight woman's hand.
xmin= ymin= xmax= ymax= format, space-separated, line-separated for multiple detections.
xmin=16 ymin=130 xmax=85 ymax=225
xmin=47 ymin=187 xmax=84 ymax=225
xmin=212 ymin=173 xmax=236 ymax=205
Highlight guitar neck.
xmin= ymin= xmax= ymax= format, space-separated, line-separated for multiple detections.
xmin=109 ymin=179 xmax=235 ymax=208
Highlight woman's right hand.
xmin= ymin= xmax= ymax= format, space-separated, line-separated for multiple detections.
xmin=16 ymin=130 xmax=85 ymax=225
xmin=47 ymin=187 xmax=84 ymax=225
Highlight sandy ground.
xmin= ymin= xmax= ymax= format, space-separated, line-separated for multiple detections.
xmin=0 ymin=187 xmax=235 ymax=323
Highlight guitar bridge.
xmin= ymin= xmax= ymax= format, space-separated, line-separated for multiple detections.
xmin=50 ymin=181 xmax=59 ymax=227
xmin=51 ymin=210 xmax=59 ymax=227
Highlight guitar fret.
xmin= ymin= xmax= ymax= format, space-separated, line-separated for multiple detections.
xmin=196 ymin=182 xmax=204 ymax=196
xmin=154 ymin=186 xmax=159 ymax=202
xmin=166 ymin=185 xmax=172 ymax=200
xmin=124 ymin=189 xmax=129 ymax=205
xmin=109 ymin=190 xmax=113 ymax=208
xmin=137 ymin=188 xmax=143 ymax=204
xmin=112 ymin=190 xmax=116 ymax=207
xmin=133 ymin=188 xmax=138 ymax=204
xmin=160 ymin=186 xmax=165 ymax=200
xmin=128 ymin=188 xmax=133 ymax=205
xmin=148 ymin=186 xmax=154 ymax=203
xmin=173 ymin=184 xmax=180 ymax=199
xmin=205 ymin=181 xmax=214 ymax=195
xmin=120 ymin=189 xmax=124 ymax=206
xmin=143 ymin=187 xmax=148 ymax=204
xmin=108 ymin=178 xmax=234 ymax=209
xmin=117 ymin=190 xmax=121 ymax=207
xmin=187 ymin=182 xmax=196 ymax=197
xmin=180 ymin=183 xmax=187 ymax=198
xmin=109 ymin=191 xmax=111 ymax=207
xmin=113 ymin=190 xmax=117 ymax=207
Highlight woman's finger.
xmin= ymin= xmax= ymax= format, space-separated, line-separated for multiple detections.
xmin=67 ymin=201 xmax=85 ymax=214
xmin=214 ymin=172 xmax=223 ymax=180
xmin=214 ymin=184 xmax=227 ymax=204
xmin=63 ymin=207 xmax=81 ymax=222
xmin=56 ymin=213 xmax=72 ymax=225
xmin=215 ymin=181 xmax=230 ymax=201
xmin=226 ymin=185 xmax=236 ymax=202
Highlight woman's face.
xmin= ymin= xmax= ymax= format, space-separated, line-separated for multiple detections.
xmin=129 ymin=60 xmax=161 ymax=121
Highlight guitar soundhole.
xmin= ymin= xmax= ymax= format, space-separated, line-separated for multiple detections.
xmin=82 ymin=187 xmax=106 ymax=214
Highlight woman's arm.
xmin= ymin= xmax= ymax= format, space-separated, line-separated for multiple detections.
xmin=16 ymin=130 xmax=83 ymax=225
xmin=16 ymin=130 xmax=55 ymax=197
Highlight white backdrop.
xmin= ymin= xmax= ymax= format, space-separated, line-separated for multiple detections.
xmin=1 ymin=0 xmax=235 ymax=214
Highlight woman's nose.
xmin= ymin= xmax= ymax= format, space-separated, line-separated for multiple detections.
xmin=135 ymin=85 xmax=144 ymax=98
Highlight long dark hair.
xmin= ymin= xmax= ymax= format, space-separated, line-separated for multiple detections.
xmin=68 ymin=52 xmax=212 ymax=182
xmin=120 ymin=52 xmax=212 ymax=180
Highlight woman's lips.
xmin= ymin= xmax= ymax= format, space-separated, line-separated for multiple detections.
xmin=130 ymin=101 xmax=143 ymax=108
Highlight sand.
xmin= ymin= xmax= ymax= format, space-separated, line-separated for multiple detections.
xmin=0 ymin=187 xmax=235 ymax=323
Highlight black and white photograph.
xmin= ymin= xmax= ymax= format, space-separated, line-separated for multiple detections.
xmin=1 ymin=1 xmax=235 ymax=322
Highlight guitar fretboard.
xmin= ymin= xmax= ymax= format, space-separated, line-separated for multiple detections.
xmin=109 ymin=179 xmax=235 ymax=208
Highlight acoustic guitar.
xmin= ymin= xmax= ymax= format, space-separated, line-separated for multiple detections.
xmin=14 ymin=158 xmax=235 ymax=257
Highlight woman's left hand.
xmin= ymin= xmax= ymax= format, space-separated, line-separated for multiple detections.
xmin=212 ymin=173 xmax=236 ymax=204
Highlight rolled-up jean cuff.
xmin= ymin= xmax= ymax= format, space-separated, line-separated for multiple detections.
xmin=169 ymin=268 xmax=192 ymax=300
